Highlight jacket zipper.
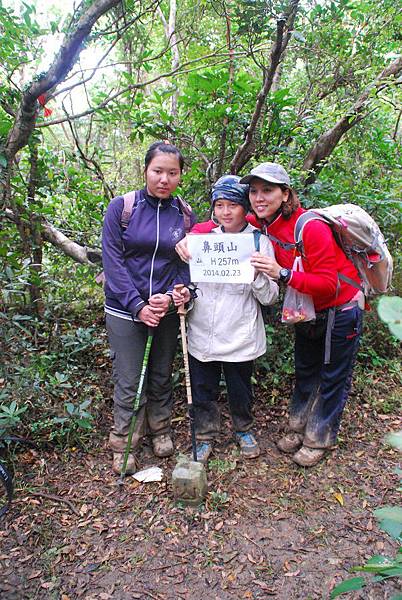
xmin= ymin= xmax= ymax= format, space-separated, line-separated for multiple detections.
xmin=149 ymin=201 xmax=161 ymax=297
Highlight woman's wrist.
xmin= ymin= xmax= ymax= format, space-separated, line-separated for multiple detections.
xmin=278 ymin=268 xmax=292 ymax=283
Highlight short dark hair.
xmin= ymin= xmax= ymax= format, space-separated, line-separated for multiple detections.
xmin=144 ymin=141 xmax=184 ymax=172
xmin=280 ymin=185 xmax=301 ymax=219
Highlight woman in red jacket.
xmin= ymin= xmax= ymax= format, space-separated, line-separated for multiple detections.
xmin=245 ymin=162 xmax=363 ymax=466
xmin=184 ymin=162 xmax=363 ymax=467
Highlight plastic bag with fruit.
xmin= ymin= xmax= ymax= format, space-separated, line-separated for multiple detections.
xmin=281 ymin=256 xmax=316 ymax=324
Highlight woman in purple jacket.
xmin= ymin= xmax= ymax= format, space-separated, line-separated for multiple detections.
xmin=102 ymin=142 xmax=196 ymax=474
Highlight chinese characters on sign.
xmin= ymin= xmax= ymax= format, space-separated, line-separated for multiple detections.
xmin=187 ymin=233 xmax=255 ymax=283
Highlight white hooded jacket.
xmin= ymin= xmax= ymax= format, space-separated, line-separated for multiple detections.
xmin=187 ymin=224 xmax=279 ymax=362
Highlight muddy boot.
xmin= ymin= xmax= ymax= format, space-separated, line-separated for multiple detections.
xmin=292 ymin=446 xmax=326 ymax=467
xmin=152 ymin=433 xmax=174 ymax=457
xmin=109 ymin=431 xmax=138 ymax=474
xmin=112 ymin=452 xmax=137 ymax=475
xmin=277 ymin=432 xmax=304 ymax=454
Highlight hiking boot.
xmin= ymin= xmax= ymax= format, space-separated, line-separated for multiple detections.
xmin=195 ymin=442 xmax=213 ymax=464
xmin=152 ymin=433 xmax=174 ymax=457
xmin=112 ymin=452 xmax=137 ymax=475
xmin=292 ymin=446 xmax=326 ymax=467
xmin=235 ymin=431 xmax=260 ymax=459
xmin=277 ymin=432 xmax=304 ymax=454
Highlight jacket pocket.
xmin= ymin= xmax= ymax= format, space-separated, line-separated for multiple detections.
xmin=225 ymin=283 xmax=246 ymax=295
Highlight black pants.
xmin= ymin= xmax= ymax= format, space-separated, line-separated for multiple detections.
xmin=290 ymin=305 xmax=363 ymax=448
xmin=189 ymin=354 xmax=254 ymax=441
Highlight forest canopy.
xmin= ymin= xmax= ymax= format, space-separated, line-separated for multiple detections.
xmin=0 ymin=0 xmax=401 ymax=311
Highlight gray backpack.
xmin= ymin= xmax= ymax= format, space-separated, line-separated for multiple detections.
xmin=293 ymin=204 xmax=393 ymax=296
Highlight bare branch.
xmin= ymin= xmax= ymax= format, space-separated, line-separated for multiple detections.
xmin=4 ymin=0 xmax=122 ymax=164
xmin=4 ymin=208 xmax=101 ymax=265
xmin=35 ymin=48 xmax=241 ymax=128
xmin=302 ymin=55 xmax=402 ymax=185
xmin=230 ymin=0 xmax=300 ymax=173
xmin=157 ymin=0 xmax=180 ymax=118
xmin=215 ymin=0 xmax=235 ymax=180
xmin=63 ymin=104 xmax=114 ymax=199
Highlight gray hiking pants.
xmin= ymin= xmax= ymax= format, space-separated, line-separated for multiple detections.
xmin=106 ymin=312 xmax=179 ymax=452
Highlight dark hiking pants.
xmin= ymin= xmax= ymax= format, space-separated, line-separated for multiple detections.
xmin=106 ymin=312 xmax=179 ymax=451
xmin=289 ymin=305 xmax=363 ymax=448
xmin=188 ymin=354 xmax=254 ymax=441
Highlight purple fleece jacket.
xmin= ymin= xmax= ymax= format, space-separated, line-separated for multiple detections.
xmin=102 ymin=188 xmax=196 ymax=319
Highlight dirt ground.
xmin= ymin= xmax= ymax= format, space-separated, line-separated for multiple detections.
xmin=1 ymin=385 xmax=401 ymax=600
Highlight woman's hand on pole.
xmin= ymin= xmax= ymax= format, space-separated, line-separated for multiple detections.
xmin=148 ymin=293 xmax=171 ymax=318
xmin=250 ymin=252 xmax=282 ymax=279
xmin=138 ymin=305 xmax=161 ymax=327
xmin=175 ymin=235 xmax=191 ymax=263
xmin=172 ymin=285 xmax=191 ymax=306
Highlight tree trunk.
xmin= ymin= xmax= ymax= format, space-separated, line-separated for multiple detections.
xmin=230 ymin=0 xmax=300 ymax=174
xmin=302 ymin=56 xmax=402 ymax=185
xmin=215 ymin=0 xmax=234 ymax=180
xmin=157 ymin=0 xmax=180 ymax=120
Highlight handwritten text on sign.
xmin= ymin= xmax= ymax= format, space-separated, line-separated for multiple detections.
xmin=188 ymin=233 xmax=255 ymax=284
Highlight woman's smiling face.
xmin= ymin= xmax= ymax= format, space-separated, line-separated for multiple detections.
xmin=248 ymin=177 xmax=289 ymax=221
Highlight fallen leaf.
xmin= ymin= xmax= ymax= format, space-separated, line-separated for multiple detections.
xmin=222 ymin=551 xmax=238 ymax=563
xmin=41 ymin=582 xmax=56 ymax=590
xmin=27 ymin=570 xmax=42 ymax=580
xmin=253 ymin=580 xmax=276 ymax=593
xmin=284 ymin=569 xmax=300 ymax=577
xmin=215 ymin=521 xmax=224 ymax=531
xmin=334 ymin=492 xmax=344 ymax=506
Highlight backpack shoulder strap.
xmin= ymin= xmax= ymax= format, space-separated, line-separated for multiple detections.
xmin=266 ymin=232 xmax=296 ymax=251
xmin=121 ymin=190 xmax=141 ymax=229
xmin=176 ymin=195 xmax=193 ymax=233
xmin=253 ymin=229 xmax=262 ymax=251
xmin=294 ymin=210 xmax=328 ymax=246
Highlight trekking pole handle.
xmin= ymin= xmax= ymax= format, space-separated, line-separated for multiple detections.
xmin=173 ymin=284 xmax=187 ymax=316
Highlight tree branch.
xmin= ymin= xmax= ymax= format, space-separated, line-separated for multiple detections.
xmin=4 ymin=208 xmax=101 ymax=265
xmin=214 ymin=0 xmax=235 ymax=180
xmin=34 ymin=48 xmax=239 ymax=128
xmin=302 ymin=55 xmax=402 ymax=185
xmin=230 ymin=0 xmax=300 ymax=173
xmin=4 ymin=0 xmax=122 ymax=164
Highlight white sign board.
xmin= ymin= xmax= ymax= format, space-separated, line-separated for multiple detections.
xmin=188 ymin=233 xmax=255 ymax=284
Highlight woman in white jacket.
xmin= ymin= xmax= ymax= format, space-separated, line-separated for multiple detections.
xmin=174 ymin=175 xmax=278 ymax=463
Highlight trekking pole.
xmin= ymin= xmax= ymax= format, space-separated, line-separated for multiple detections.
xmin=174 ymin=285 xmax=197 ymax=462
xmin=118 ymin=327 xmax=154 ymax=486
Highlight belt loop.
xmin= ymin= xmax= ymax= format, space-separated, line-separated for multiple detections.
xmin=324 ymin=307 xmax=336 ymax=364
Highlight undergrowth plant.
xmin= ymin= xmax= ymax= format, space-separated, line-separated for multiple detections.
xmin=0 ymin=310 xmax=105 ymax=449
xmin=330 ymin=296 xmax=402 ymax=599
